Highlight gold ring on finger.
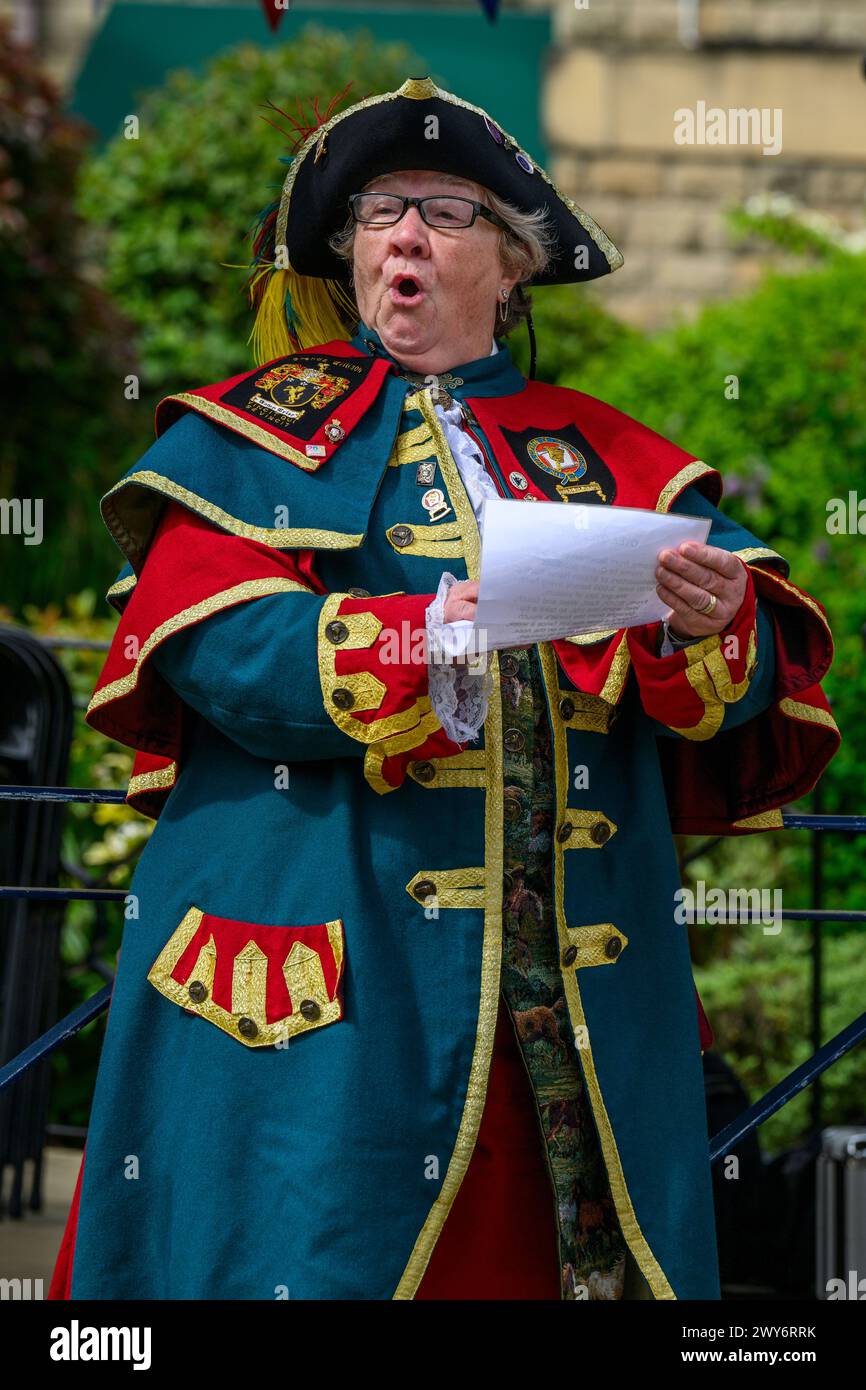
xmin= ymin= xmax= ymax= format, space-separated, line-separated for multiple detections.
xmin=696 ymin=591 xmax=717 ymax=616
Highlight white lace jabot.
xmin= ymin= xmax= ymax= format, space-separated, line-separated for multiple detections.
xmin=423 ymin=339 xmax=499 ymax=744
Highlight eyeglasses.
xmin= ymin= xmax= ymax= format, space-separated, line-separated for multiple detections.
xmin=348 ymin=192 xmax=509 ymax=232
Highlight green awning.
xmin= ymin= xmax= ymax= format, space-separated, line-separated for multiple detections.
xmin=69 ymin=2 xmax=550 ymax=160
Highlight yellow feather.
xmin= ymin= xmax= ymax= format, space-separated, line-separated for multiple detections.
xmin=248 ymin=267 xmax=358 ymax=365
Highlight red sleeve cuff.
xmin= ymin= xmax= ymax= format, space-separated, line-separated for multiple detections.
xmin=317 ymin=590 xmax=468 ymax=792
xmin=627 ymin=561 xmax=758 ymax=739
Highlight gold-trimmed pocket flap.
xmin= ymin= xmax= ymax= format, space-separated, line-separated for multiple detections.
xmin=147 ymin=905 xmax=345 ymax=1048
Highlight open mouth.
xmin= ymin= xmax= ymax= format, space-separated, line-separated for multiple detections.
xmin=390 ymin=273 xmax=425 ymax=305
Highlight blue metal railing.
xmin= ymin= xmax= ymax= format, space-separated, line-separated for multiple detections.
xmin=1 ymin=785 xmax=864 ymax=1163
xmin=709 ymin=1010 xmax=866 ymax=1164
xmin=0 ymin=986 xmax=113 ymax=1098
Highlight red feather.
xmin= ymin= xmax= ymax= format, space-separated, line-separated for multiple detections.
xmin=259 ymin=82 xmax=353 ymax=155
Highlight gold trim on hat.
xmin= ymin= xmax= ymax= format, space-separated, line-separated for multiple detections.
xmin=400 ymin=77 xmax=440 ymax=100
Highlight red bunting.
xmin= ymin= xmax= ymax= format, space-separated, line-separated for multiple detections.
xmin=259 ymin=0 xmax=288 ymax=33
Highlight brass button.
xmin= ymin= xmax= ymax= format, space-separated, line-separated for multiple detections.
xmin=500 ymin=654 xmax=519 ymax=677
xmin=299 ymin=999 xmax=321 ymax=1021
xmin=503 ymin=727 xmax=525 ymax=753
xmin=504 ymin=794 xmax=522 ymax=822
xmin=559 ymin=696 xmax=575 ymax=721
xmin=331 ymin=687 xmax=354 ymax=710
xmin=412 ymin=760 xmax=435 ymax=783
xmin=562 ymin=944 xmax=578 ymax=967
xmin=347 ymin=587 xmax=370 ymax=598
xmin=237 ymin=1016 xmax=258 ymax=1040
xmin=325 ymin=619 xmax=349 ymax=644
xmin=556 ymin=821 xmax=573 ymax=843
xmin=413 ymin=879 xmax=436 ymax=901
xmin=590 ymin=820 xmax=611 ymax=845
xmin=188 ymin=980 xmax=207 ymax=1004
xmin=390 ymin=524 xmax=414 ymax=548
xmin=604 ymin=936 xmax=622 ymax=960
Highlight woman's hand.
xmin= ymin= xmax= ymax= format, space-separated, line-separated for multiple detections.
xmin=443 ymin=579 xmax=479 ymax=624
xmin=655 ymin=542 xmax=747 ymax=639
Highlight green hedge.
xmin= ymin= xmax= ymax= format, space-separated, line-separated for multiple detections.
xmin=0 ymin=18 xmax=133 ymax=613
xmin=76 ymin=27 xmax=422 ymax=392
xmin=695 ymin=928 xmax=865 ymax=1154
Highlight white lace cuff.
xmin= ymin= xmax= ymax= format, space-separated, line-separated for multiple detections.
xmin=425 ymin=572 xmax=492 ymax=744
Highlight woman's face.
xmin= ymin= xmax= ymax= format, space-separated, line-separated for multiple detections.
xmin=350 ymin=169 xmax=519 ymax=374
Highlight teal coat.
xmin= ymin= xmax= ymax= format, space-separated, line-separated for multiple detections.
xmin=67 ymin=325 xmax=837 ymax=1300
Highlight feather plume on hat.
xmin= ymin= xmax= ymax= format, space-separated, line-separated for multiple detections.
xmin=244 ymin=83 xmax=359 ymax=364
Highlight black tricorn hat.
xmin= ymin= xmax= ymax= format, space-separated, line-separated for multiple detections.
xmin=275 ymin=76 xmax=623 ymax=287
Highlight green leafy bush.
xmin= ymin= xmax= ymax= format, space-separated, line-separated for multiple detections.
xmin=0 ymin=19 xmax=132 ymax=612
xmin=695 ymin=927 xmax=865 ymax=1155
xmin=76 ymin=26 xmax=423 ymax=391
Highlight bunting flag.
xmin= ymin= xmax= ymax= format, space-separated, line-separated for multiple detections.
xmin=259 ymin=0 xmax=286 ymax=32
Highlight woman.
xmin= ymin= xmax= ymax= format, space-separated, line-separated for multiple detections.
xmin=50 ymin=77 xmax=839 ymax=1301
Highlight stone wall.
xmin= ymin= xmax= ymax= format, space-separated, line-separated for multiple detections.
xmin=543 ymin=0 xmax=865 ymax=48
xmin=0 ymin=0 xmax=101 ymax=88
xmin=542 ymin=0 xmax=866 ymax=325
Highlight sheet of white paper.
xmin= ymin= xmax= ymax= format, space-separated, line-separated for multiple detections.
xmin=473 ymin=499 xmax=712 ymax=650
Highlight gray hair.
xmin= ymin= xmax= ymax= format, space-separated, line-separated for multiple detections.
xmin=327 ymin=174 xmax=557 ymax=336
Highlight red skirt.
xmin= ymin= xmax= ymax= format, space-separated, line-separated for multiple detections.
xmin=415 ymin=993 xmax=562 ymax=1300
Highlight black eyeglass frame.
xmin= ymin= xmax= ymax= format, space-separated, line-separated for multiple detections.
xmin=348 ymin=191 xmax=510 ymax=232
